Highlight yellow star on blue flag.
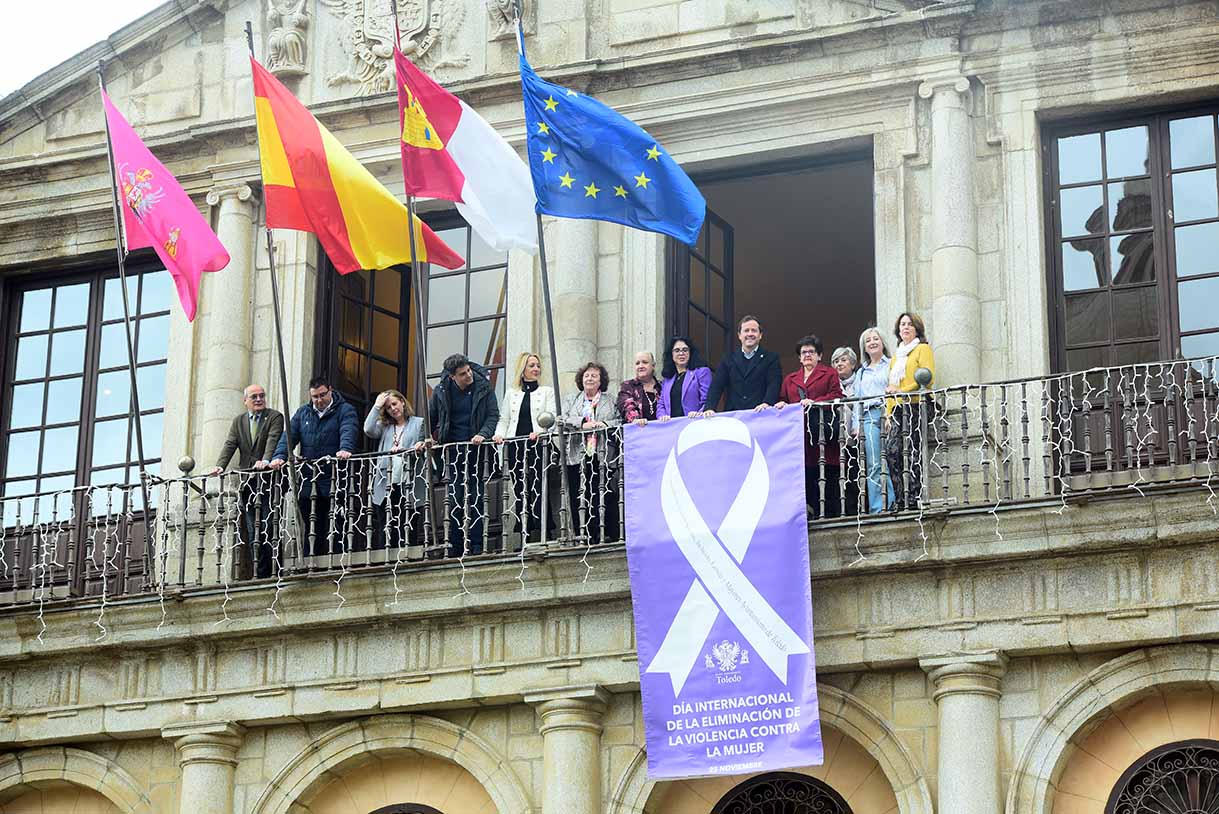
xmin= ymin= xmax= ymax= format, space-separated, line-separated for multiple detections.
xmin=519 ymin=53 xmax=705 ymax=244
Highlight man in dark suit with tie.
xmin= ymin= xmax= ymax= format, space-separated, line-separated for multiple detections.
xmin=211 ymin=384 xmax=284 ymax=578
xmin=702 ymin=315 xmax=783 ymax=415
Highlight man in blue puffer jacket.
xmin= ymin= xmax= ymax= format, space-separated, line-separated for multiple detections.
xmin=271 ymin=375 xmax=360 ymax=557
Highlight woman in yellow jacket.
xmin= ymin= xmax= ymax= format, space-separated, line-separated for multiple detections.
xmin=884 ymin=312 xmax=935 ymax=510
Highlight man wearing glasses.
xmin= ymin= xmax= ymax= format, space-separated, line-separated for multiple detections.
xmin=211 ymin=384 xmax=285 ymax=578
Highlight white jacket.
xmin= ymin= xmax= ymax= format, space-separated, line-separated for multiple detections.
xmin=494 ymin=385 xmax=557 ymax=439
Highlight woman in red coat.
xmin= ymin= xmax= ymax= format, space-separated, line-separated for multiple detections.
xmin=776 ymin=334 xmax=843 ymax=519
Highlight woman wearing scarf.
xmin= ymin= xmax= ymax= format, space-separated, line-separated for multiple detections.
xmin=884 ymin=312 xmax=936 ymax=510
xmin=494 ymin=352 xmax=558 ymax=542
xmin=560 ymin=362 xmax=622 ymax=542
xmin=831 ymin=345 xmax=861 ymax=515
xmin=363 ymin=389 xmax=426 ymax=552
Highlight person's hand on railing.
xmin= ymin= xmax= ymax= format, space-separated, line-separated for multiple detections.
xmin=336 ymin=450 xmax=352 ymax=460
xmin=412 ymin=439 xmax=434 ymax=452
xmin=582 ymin=420 xmax=605 ymax=430
xmin=753 ymin=403 xmax=771 ymax=412
xmin=528 ymin=431 xmax=539 ymax=440
xmin=208 ymin=466 xmax=223 ymax=476
xmin=658 ymin=415 xmax=672 ymax=422
xmin=492 ymin=434 xmax=505 ymax=444
xmin=253 ymin=460 xmax=270 ymax=470
xmin=471 ymin=434 xmax=486 ymax=444
xmin=269 ymin=458 xmax=286 ymax=469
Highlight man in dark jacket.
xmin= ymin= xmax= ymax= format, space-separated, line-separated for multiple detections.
xmin=429 ymin=354 xmax=500 ymax=557
xmin=270 ymin=376 xmax=360 ymax=558
xmin=703 ymin=315 xmax=782 ymax=414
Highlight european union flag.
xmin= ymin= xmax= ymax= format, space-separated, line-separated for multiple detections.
xmin=519 ymin=54 xmax=706 ymax=245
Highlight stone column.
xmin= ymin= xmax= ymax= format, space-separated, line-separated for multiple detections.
xmin=920 ymin=651 xmax=1007 ymax=814
xmin=919 ymin=76 xmax=980 ymax=386
xmin=162 ymin=721 xmax=245 ymax=814
xmin=549 ymin=219 xmax=598 ymax=388
xmin=525 ymin=685 xmax=609 ymax=814
xmin=201 ymin=183 xmax=257 ymax=464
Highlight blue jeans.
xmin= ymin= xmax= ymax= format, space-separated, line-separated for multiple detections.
xmin=861 ymin=406 xmax=894 ymax=514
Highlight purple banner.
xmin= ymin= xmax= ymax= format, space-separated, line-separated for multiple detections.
xmin=624 ymin=407 xmax=824 ymax=779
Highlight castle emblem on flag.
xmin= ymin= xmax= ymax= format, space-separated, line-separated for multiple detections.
xmin=401 ymin=89 xmax=444 ymax=151
xmin=119 ymin=164 xmax=165 ymax=219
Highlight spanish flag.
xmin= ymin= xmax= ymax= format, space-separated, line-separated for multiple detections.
xmin=251 ymin=57 xmax=462 ymax=273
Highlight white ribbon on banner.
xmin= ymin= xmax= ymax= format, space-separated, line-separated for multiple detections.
xmin=647 ymin=417 xmax=810 ymax=696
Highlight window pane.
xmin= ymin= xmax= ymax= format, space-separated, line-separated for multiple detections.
xmin=1173 ymin=168 xmax=1219 ymax=222
xmin=96 ymin=369 xmax=132 ymax=418
xmin=1170 ymin=116 xmax=1216 ymax=169
xmin=1113 ymin=341 xmax=1159 ymax=366
xmin=49 ymin=329 xmax=86 ymax=376
xmin=9 ymin=383 xmax=44 ymax=429
xmin=336 ymin=346 xmax=367 ymax=395
xmin=39 ymin=474 xmax=76 ymax=520
xmin=1174 ymin=222 xmax=1219 ymax=278
xmin=91 ymin=418 xmax=129 ymax=468
xmin=1058 ymin=133 xmax=1102 ymax=185
xmin=469 ymin=229 xmax=505 ymax=269
xmin=1062 ymin=238 xmax=1106 ymax=291
xmin=53 ymin=283 xmax=90 ymax=328
xmin=136 ymin=315 xmax=169 ymax=363
xmin=432 ymin=229 xmax=467 ymax=272
xmin=103 ymin=276 xmax=139 ymax=321
xmin=371 ymin=359 xmax=397 ymax=396
xmin=1066 ymin=346 xmax=1109 ymax=371
xmin=373 ymin=267 xmax=402 ymax=312
xmin=6 ymin=431 xmax=40 ymax=478
xmin=690 ymin=258 xmax=706 ymax=309
xmin=468 ymin=318 xmax=505 ymax=369
xmin=1112 ymin=286 xmax=1158 ymax=340
xmin=139 ymin=413 xmax=163 ymax=461
xmin=1065 ymin=292 xmax=1109 ymax=344
xmin=2 ymin=479 xmax=36 ymax=526
xmin=137 ymin=364 xmax=167 ymax=411
xmin=1110 ymin=233 xmax=1155 ymax=285
xmin=1179 ymin=277 xmax=1219 ymax=332
xmin=20 ymin=289 xmax=51 ymax=333
xmin=140 ymin=271 xmax=173 ymax=313
xmin=41 ymin=426 xmax=78 ymax=474
xmin=710 ymin=269 xmax=726 ymax=318
xmin=371 ymin=311 xmax=400 ymax=361
xmin=1108 ymin=180 xmax=1152 ymax=231
xmin=1059 ymin=185 xmax=1105 ymax=238
xmin=427 ymin=274 xmax=465 ymax=323
xmin=1105 ymin=126 xmax=1149 ymax=178
xmin=468 ymin=268 xmax=506 ymax=319
xmin=45 ymin=377 xmax=83 ymax=425
xmin=98 ymin=322 xmax=129 ymax=369
xmin=338 ymin=295 xmax=368 ymax=350
xmin=1183 ymin=331 xmax=1219 ymax=361
xmin=426 ymin=323 xmax=464 ymax=375
xmin=15 ymin=334 xmax=48 ymax=380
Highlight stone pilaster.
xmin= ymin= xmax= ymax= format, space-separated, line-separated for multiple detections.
xmin=919 ymin=76 xmax=980 ymax=386
xmin=549 ymin=219 xmax=598 ymax=388
xmin=162 ymin=720 xmax=245 ymax=814
xmin=526 ymin=684 xmax=609 ymax=814
xmin=920 ymin=650 xmax=1007 ymax=814
xmin=201 ymin=183 xmax=258 ymax=466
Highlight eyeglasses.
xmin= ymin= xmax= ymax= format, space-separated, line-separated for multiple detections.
xmin=799 ymin=349 xmax=817 ymax=356
xmin=673 ymin=347 xmax=690 ymax=354
xmin=248 ymin=393 xmax=266 ymax=400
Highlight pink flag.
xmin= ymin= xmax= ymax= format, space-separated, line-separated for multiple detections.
xmin=102 ymin=91 xmax=229 ymax=321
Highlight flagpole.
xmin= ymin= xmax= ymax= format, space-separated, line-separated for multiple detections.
xmin=97 ymin=62 xmax=153 ymax=515
xmin=388 ymin=0 xmax=432 ymax=434
xmin=244 ymin=22 xmax=300 ymax=509
xmin=514 ymin=10 xmax=572 ymax=539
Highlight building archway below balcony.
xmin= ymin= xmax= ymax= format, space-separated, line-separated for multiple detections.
xmin=0 ymin=747 xmax=152 ymax=814
xmin=251 ymin=713 xmax=529 ymax=814
xmin=607 ymin=685 xmax=931 ymax=814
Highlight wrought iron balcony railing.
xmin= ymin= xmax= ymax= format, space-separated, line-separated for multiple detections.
xmin=0 ymin=355 xmax=1216 ymax=609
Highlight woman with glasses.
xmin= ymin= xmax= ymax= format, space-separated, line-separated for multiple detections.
xmin=657 ymin=335 xmax=712 ymax=420
xmin=776 ymin=334 xmax=843 ymax=519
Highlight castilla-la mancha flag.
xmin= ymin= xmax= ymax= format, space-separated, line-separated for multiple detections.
xmin=394 ymin=48 xmax=538 ymax=254
xmin=102 ymin=91 xmax=230 ymax=321
xmin=250 ymin=57 xmax=463 ymax=273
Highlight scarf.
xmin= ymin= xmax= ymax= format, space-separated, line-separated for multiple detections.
xmin=839 ymin=370 xmax=858 ymax=399
xmin=889 ymin=337 xmax=921 ymax=388
xmin=581 ymin=392 xmax=601 ymax=456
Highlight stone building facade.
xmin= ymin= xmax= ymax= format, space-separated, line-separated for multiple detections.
xmin=2 ymin=1 xmax=1219 ymax=813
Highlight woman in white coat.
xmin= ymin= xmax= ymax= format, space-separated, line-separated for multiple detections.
xmin=493 ymin=352 xmax=557 ymax=541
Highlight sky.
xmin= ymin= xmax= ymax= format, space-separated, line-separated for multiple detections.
xmin=0 ymin=0 xmax=168 ymax=97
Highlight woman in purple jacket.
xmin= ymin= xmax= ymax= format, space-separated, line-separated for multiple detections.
xmin=657 ymin=335 xmax=713 ymax=420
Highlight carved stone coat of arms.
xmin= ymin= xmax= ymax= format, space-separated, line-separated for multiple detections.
xmin=319 ymin=0 xmax=468 ymax=96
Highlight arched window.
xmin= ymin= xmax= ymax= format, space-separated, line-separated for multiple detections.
xmin=1106 ymin=738 xmax=1219 ymax=813
xmin=710 ymin=771 xmax=853 ymax=814
xmin=368 ymin=805 xmax=444 ymax=814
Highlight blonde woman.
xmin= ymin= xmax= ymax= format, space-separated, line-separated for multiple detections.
xmin=855 ymin=327 xmax=895 ymax=514
xmin=494 ymin=352 xmax=558 ymax=541
xmin=363 ymin=389 xmax=426 ymax=550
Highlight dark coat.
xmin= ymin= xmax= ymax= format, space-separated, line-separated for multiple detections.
xmin=780 ymin=364 xmax=844 ymax=467
xmin=272 ymin=391 xmax=360 ymax=497
xmin=429 ymin=362 xmax=500 ymax=443
xmin=704 ymin=347 xmax=782 ymax=413
xmin=215 ymin=409 xmax=284 ymax=471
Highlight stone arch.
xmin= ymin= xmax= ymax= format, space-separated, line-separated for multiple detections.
xmin=1007 ymin=644 xmax=1219 ymax=814
xmin=0 ymin=747 xmax=154 ymax=814
xmin=251 ymin=714 xmax=532 ymax=814
xmin=606 ymin=684 xmax=934 ymax=814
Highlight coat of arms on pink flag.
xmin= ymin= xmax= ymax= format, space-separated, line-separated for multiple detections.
xmin=102 ymin=91 xmax=230 ymax=321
